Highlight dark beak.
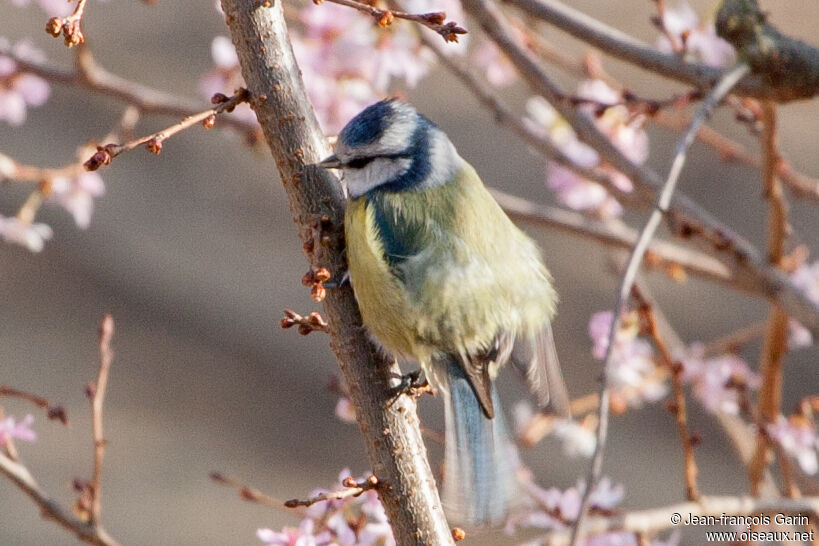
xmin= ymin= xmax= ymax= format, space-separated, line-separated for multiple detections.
xmin=317 ymin=154 xmax=342 ymax=169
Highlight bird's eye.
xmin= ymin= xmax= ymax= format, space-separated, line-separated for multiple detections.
xmin=346 ymin=157 xmax=374 ymax=169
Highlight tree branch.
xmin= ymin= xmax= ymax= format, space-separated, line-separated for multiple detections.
xmin=749 ymin=101 xmax=791 ymax=496
xmin=0 ymin=452 xmax=121 ymax=546
xmin=0 ymin=43 xmax=259 ymax=141
xmin=502 ymin=0 xmax=814 ymax=101
xmin=219 ymin=1 xmax=453 ymax=544
xmin=569 ymin=63 xmax=751 ymax=546
xmin=716 ymin=0 xmax=819 ymax=101
xmin=461 ymin=0 xmax=819 ymax=339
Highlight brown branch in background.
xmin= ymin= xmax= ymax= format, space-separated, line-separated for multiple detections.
xmin=284 ymin=475 xmax=379 ymax=508
xmin=497 ymin=14 xmax=819 ymax=203
xmin=704 ymin=321 xmax=766 ymax=356
xmin=716 ymin=0 xmax=819 ymax=102
xmin=45 ymin=0 xmax=89 ymax=47
xmin=491 ymin=189 xmax=739 ymax=289
xmin=464 ymin=0 xmax=819 ymax=339
xmin=87 ymin=315 xmax=114 ymax=525
xmin=322 ymin=0 xmax=466 ymax=41
xmin=749 ymin=102 xmax=792 ymax=497
xmin=0 ymin=386 xmax=69 ymax=426
xmin=503 ymin=0 xmax=814 ymax=101
xmin=0 ymin=43 xmax=259 ymax=141
xmin=280 ymin=309 xmax=329 ymax=335
xmin=209 ymin=471 xmax=284 ymax=508
xmin=0 ymin=452 xmax=121 ymax=546
xmin=83 ymin=89 xmax=249 ymax=171
xmin=414 ymin=31 xmax=627 ymax=197
xmin=562 ymin=63 xmax=751 ymax=546
xmin=634 ymin=289 xmax=699 ymax=501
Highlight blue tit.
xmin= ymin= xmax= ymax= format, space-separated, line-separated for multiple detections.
xmin=318 ymin=99 xmax=569 ymax=526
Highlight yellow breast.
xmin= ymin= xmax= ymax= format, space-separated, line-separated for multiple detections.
xmin=344 ymin=198 xmax=420 ymax=360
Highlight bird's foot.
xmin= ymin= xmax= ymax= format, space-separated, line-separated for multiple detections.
xmin=388 ymin=369 xmax=434 ymax=402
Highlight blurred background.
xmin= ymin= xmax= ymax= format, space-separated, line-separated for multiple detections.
xmin=1 ymin=0 xmax=817 ymax=544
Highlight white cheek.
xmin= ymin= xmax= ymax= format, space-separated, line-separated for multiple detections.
xmin=345 ymin=158 xmax=412 ymax=198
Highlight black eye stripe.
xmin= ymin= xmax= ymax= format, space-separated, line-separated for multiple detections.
xmin=346 ymin=157 xmax=374 ymax=169
xmin=344 ymin=153 xmax=412 ymax=169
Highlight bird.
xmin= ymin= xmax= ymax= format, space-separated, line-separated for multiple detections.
xmin=317 ymin=99 xmax=569 ymax=526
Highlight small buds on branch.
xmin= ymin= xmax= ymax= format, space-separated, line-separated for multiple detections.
xmin=45 ymin=0 xmax=89 ymax=47
xmin=0 ymin=386 xmax=69 ymax=426
xmin=281 ymin=309 xmax=329 ymax=335
xmin=318 ymin=0 xmax=467 ymax=42
xmin=84 ymin=89 xmax=250 ymax=171
xmin=284 ymin=474 xmax=379 ymax=508
xmin=209 ymin=472 xmax=282 ymax=507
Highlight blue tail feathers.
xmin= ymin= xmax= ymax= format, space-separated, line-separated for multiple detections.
xmin=441 ymin=358 xmax=516 ymax=526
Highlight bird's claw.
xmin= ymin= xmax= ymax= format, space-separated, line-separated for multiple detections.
xmin=388 ymin=369 xmax=433 ymax=403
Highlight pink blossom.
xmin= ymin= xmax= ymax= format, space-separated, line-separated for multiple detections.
xmin=791 ymin=260 xmax=819 ymax=304
xmin=588 ymin=311 xmax=667 ymax=406
xmin=334 ymin=397 xmax=356 ymax=423
xmin=767 ymin=415 xmax=818 ymax=475
xmin=0 ymin=414 xmax=37 ymax=445
xmin=677 ymin=344 xmax=759 ymax=415
xmin=552 ymin=418 xmax=597 ymax=458
xmin=472 ymin=39 xmax=517 ymax=87
xmin=199 ymin=37 xmax=258 ymax=126
xmin=788 ymin=319 xmax=813 ymax=349
xmin=656 ymin=1 xmax=735 ymax=68
xmin=260 ymin=469 xmax=394 ymax=545
xmin=525 ymin=80 xmax=647 ymax=220
xmin=257 ymin=519 xmax=332 ymax=546
xmin=36 ymin=0 xmax=75 ymax=16
xmin=50 ymin=171 xmax=105 ymax=229
xmin=211 ymin=35 xmax=239 ymax=69
xmin=0 ymin=40 xmax=51 ymax=126
xmin=0 ymin=215 xmax=53 ymax=252
xmin=509 ymin=477 xmax=625 ymax=534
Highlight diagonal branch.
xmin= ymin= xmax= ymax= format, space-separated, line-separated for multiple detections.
xmin=0 ymin=451 xmax=121 ymax=546
xmin=569 ymin=63 xmax=751 ymax=546
xmin=219 ymin=1 xmax=454 ymax=544
xmin=0 ymin=43 xmax=259 ymax=140
xmin=461 ymin=0 xmax=819 ymax=339
xmin=502 ymin=0 xmax=813 ymax=101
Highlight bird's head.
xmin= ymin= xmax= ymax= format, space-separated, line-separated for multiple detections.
xmin=318 ymin=99 xmax=460 ymax=198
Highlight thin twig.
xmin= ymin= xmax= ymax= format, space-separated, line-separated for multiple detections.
xmin=749 ymin=101 xmax=791 ymax=496
xmin=634 ymin=289 xmax=699 ymax=501
xmin=569 ymin=63 xmax=751 ymax=546
xmin=323 ymin=0 xmax=466 ymax=41
xmin=491 ymin=189 xmax=737 ymax=288
xmin=703 ymin=321 xmax=767 ymax=356
xmin=284 ymin=475 xmax=379 ymax=508
xmin=83 ymin=89 xmax=249 ymax=171
xmin=0 ymin=451 xmax=121 ymax=546
xmin=0 ymin=44 xmax=259 ymax=140
xmin=280 ymin=309 xmax=330 ymax=335
xmin=209 ymin=471 xmax=285 ymax=508
xmin=89 ymin=315 xmax=114 ymax=525
xmin=0 ymin=386 xmax=69 ymax=426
